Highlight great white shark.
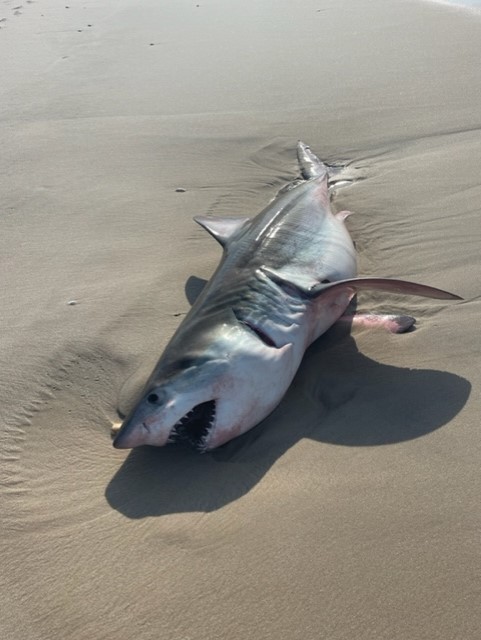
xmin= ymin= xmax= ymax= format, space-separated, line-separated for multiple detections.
xmin=113 ymin=142 xmax=460 ymax=452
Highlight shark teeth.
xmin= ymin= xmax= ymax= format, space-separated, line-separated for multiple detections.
xmin=168 ymin=400 xmax=216 ymax=452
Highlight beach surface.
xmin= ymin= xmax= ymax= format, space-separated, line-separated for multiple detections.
xmin=1 ymin=1 xmax=480 ymax=638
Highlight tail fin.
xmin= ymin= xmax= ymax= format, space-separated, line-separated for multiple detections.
xmin=297 ymin=141 xmax=327 ymax=180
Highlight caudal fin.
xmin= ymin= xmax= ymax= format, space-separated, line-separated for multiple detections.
xmin=297 ymin=141 xmax=327 ymax=180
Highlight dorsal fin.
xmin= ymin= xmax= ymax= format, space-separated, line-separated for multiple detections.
xmin=194 ymin=215 xmax=250 ymax=247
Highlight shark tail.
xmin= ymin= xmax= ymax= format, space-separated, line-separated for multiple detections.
xmin=297 ymin=141 xmax=328 ymax=180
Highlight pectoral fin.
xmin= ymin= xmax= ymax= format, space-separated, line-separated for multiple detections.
xmin=260 ymin=267 xmax=462 ymax=301
xmin=316 ymin=277 xmax=462 ymax=301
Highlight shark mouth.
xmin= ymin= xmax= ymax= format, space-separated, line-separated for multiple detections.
xmin=168 ymin=400 xmax=216 ymax=451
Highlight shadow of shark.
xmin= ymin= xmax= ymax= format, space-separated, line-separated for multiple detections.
xmin=106 ymin=316 xmax=470 ymax=518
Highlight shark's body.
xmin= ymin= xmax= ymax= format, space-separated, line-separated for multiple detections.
xmin=113 ymin=142 xmax=460 ymax=452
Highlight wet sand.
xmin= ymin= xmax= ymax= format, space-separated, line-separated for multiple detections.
xmin=1 ymin=1 xmax=480 ymax=638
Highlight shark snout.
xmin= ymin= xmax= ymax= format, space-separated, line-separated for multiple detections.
xmin=112 ymin=423 xmax=144 ymax=449
xmin=112 ymin=412 xmax=168 ymax=449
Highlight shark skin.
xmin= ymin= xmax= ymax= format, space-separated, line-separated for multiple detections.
xmin=113 ymin=142 xmax=461 ymax=452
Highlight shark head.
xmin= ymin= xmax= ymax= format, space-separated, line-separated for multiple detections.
xmin=112 ymin=355 xmax=231 ymax=452
xmin=112 ymin=315 xmax=296 ymax=452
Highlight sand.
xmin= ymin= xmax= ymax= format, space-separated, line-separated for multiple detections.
xmin=1 ymin=1 xmax=480 ymax=638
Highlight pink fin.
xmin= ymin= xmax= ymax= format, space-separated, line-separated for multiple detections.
xmin=340 ymin=313 xmax=416 ymax=334
xmin=194 ymin=215 xmax=250 ymax=247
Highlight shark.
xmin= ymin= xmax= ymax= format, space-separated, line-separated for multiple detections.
xmin=112 ymin=141 xmax=460 ymax=452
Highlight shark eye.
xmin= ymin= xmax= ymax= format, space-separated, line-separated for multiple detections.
xmin=147 ymin=393 xmax=159 ymax=404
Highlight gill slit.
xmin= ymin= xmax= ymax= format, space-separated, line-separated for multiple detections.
xmin=232 ymin=309 xmax=278 ymax=348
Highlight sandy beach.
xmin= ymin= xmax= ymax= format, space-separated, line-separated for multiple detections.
xmin=1 ymin=1 xmax=480 ymax=638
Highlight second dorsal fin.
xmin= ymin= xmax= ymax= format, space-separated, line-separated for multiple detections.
xmin=194 ymin=215 xmax=250 ymax=247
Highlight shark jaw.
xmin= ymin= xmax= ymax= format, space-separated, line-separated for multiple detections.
xmin=113 ymin=398 xmax=217 ymax=453
xmin=167 ymin=399 xmax=217 ymax=452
